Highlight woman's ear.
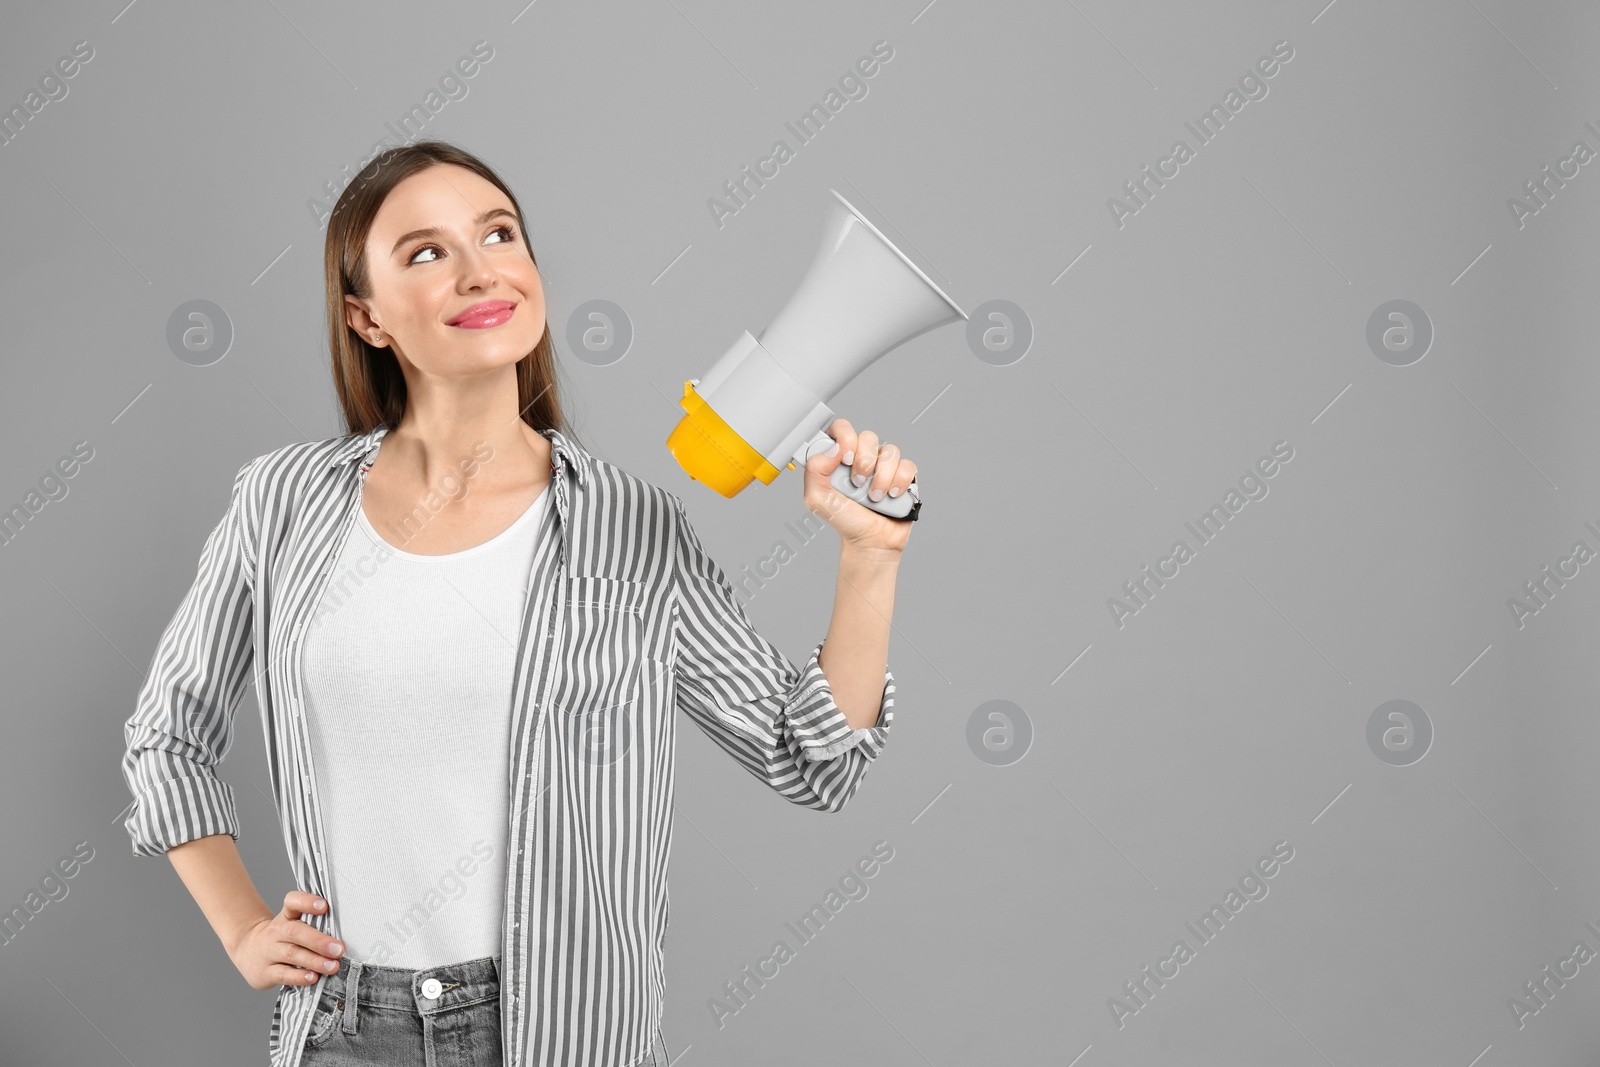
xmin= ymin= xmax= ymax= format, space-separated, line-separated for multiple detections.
xmin=344 ymin=294 xmax=378 ymax=337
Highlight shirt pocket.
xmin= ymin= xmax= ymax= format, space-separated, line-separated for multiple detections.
xmin=556 ymin=575 xmax=648 ymax=719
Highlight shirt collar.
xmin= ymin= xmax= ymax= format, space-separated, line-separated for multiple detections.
xmin=326 ymin=422 xmax=588 ymax=489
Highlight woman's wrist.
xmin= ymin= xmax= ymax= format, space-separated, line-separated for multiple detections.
xmin=839 ymin=539 xmax=904 ymax=568
xmin=225 ymin=910 xmax=273 ymax=957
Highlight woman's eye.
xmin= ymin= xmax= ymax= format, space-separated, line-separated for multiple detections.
xmin=407 ymin=224 xmax=517 ymax=265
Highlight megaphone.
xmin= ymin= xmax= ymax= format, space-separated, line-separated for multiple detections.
xmin=666 ymin=189 xmax=966 ymax=521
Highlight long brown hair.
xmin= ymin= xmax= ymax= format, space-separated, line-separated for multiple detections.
xmin=322 ymin=139 xmax=578 ymax=447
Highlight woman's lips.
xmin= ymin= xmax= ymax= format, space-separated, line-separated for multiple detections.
xmin=448 ymin=301 xmax=517 ymax=329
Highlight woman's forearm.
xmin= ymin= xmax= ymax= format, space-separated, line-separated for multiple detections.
xmin=165 ymin=834 xmax=275 ymax=956
xmin=818 ymin=543 xmax=901 ymax=729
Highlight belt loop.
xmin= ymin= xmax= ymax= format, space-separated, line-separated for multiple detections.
xmin=342 ymin=960 xmax=363 ymax=1035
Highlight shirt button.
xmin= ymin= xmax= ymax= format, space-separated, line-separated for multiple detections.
xmin=420 ymin=977 xmax=443 ymax=1000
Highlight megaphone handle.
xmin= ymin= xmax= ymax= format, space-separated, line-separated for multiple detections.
xmin=796 ymin=430 xmax=920 ymax=522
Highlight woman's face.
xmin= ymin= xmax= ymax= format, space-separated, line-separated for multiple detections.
xmin=347 ymin=163 xmax=545 ymax=382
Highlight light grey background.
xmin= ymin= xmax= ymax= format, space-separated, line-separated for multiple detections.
xmin=2 ymin=0 xmax=1597 ymax=1064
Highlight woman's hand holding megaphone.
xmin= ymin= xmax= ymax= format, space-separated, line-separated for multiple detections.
xmin=803 ymin=417 xmax=917 ymax=554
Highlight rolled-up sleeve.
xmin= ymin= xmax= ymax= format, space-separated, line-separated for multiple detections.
xmin=667 ymin=494 xmax=893 ymax=813
xmin=121 ymin=457 xmax=260 ymax=857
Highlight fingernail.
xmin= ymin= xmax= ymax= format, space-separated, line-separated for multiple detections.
xmin=868 ymin=488 xmax=884 ymax=501
xmin=330 ymin=942 xmax=342 ymax=954
xmin=888 ymin=486 xmax=901 ymax=497
xmin=324 ymin=960 xmax=338 ymax=971
xmin=841 ymin=450 xmax=853 ymax=465
xmin=851 ymin=472 xmax=867 ymax=487
xmin=825 ymin=440 xmax=840 ymax=457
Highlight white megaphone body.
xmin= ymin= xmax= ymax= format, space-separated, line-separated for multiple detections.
xmin=666 ymin=189 xmax=966 ymax=521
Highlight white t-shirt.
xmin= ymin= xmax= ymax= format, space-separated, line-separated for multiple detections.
xmin=301 ymin=484 xmax=548 ymax=969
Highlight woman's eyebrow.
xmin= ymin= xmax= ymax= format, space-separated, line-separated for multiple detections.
xmin=391 ymin=208 xmax=519 ymax=257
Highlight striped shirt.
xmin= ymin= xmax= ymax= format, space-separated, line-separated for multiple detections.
xmin=120 ymin=422 xmax=895 ymax=1067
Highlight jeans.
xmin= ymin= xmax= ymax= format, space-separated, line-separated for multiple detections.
xmin=301 ymin=955 xmax=670 ymax=1066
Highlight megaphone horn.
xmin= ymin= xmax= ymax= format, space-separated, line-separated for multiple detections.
xmin=666 ymin=189 xmax=966 ymax=520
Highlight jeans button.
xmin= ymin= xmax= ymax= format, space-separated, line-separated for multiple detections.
xmin=420 ymin=977 xmax=443 ymax=1000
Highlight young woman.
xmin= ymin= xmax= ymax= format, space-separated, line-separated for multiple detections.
xmin=121 ymin=141 xmax=910 ymax=1067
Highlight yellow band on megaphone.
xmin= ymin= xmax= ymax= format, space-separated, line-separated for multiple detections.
xmin=666 ymin=380 xmax=783 ymax=498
